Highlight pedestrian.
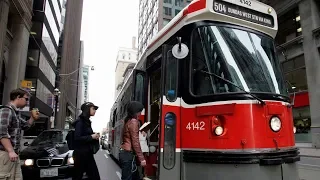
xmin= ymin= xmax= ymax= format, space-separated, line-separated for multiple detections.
xmin=72 ymin=102 xmax=100 ymax=180
xmin=120 ymin=101 xmax=146 ymax=180
xmin=0 ymin=88 xmax=40 ymax=180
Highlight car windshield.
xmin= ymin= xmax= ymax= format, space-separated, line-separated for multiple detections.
xmin=191 ymin=25 xmax=287 ymax=96
xmin=31 ymin=131 xmax=67 ymax=146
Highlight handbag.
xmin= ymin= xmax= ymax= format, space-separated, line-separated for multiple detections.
xmin=91 ymin=139 xmax=100 ymax=154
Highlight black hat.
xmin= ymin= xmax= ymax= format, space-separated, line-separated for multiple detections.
xmin=81 ymin=102 xmax=99 ymax=111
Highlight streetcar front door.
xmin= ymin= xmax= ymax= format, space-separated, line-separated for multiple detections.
xmin=157 ymin=44 xmax=181 ymax=180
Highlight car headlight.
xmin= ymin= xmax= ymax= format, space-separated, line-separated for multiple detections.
xmin=24 ymin=159 xmax=34 ymax=166
xmin=68 ymin=157 xmax=74 ymax=164
xmin=270 ymin=117 xmax=281 ymax=132
xmin=214 ymin=126 xmax=224 ymax=136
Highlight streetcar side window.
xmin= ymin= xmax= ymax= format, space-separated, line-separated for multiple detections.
xmin=134 ymin=73 xmax=145 ymax=104
xmin=165 ymin=50 xmax=178 ymax=102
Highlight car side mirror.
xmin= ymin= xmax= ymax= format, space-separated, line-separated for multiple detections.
xmin=24 ymin=142 xmax=29 ymax=146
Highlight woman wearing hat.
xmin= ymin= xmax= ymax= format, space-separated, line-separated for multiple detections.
xmin=72 ymin=102 xmax=101 ymax=180
xmin=120 ymin=101 xmax=147 ymax=180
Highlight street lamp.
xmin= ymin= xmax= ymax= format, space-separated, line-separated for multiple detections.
xmin=53 ymin=88 xmax=61 ymax=128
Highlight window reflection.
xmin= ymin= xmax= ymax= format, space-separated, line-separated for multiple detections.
xmin=45 ymin=1 xmax=60 ymax=45
xmin=276 ymin=7 xmax=301 ymax=45
xmin=36 ymin=79 xmax=53 ymax=108
xmin=51 ymin=0 xmax=62 ymax=28
xmin=27 ymin=49 xmax=40 ymax=67
xmin=42 ymin=25 xmax=58 ymax=65
xmin=293 ymin=106 xmax=311 ymax=142
xmin=39 ymin=51 xmax=56 ymax=86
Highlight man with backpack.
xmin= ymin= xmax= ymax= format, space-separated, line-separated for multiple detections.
xmin=0 ymin=88 xmax=40 ymax=180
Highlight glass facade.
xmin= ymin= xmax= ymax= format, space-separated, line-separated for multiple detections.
xmin=36 ymin=79 xmax=53 ymax=108
xmin=51 ymin=0 xmax=62 ymax=27
xmin=42 ymin=25 xmax=58 ymax=65
xmin=39 ymin=51 xmax=56 ymax=86
xmin=25 ymin=0 xmax=62 ymax=117
xmin=275 ymin=5 xmax=311 ymax=142
xmin=45 ymin=0 xmax=60 ymax=45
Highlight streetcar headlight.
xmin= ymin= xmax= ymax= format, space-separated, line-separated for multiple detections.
xmin=293 ymin=126 xmax=296 ymax=134
xmin=270 ymin=117 xmax=281 ymax=132
xmin=214 ymin=126 xmax=224 ymax=136
xmin=24 ymin=159 xmax=34 ymax=166
xmin=68 ymin=157 xmax=74 ymax=164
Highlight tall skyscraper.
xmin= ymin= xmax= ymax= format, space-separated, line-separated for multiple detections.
xmin=56 ymin=0 xmax=84 ymax=129
xmin=137 ymin=0 xmax=192 ymax=57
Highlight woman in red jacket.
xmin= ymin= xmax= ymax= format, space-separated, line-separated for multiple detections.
xmin=119 ymin=101 xmax=146 ymax=180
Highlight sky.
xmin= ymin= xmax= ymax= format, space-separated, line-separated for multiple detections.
xmin=80 ymin=0 xmax=139 ymax=132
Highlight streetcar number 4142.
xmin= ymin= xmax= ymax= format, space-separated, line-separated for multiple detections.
xmin=186 ymin=122 xmax=205 ymax=130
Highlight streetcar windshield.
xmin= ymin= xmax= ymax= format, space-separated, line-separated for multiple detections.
xmin=191 ymin=25 xmax=287 ymax=96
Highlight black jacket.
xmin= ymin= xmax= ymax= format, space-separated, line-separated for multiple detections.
xmin=72 ymin=116 xmax=96 ymax=153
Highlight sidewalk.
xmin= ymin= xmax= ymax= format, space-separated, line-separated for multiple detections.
xmin=298 ymin=146 xmax=320 ymax=180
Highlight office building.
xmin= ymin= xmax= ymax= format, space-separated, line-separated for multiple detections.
xmin=76 ymin=41 xmax=85 ymax=116
xmin=0 ymin=0 xmax=33 ymax=104
xmin=18 ymin=0 xmax=64 ymax=135
xmin=137 ymin=0 xmax=192 ymax=57
xmin=114 ymin=37 xmax=138 ymax=99
xmin=256 ymin=0 xmax=320 ymax=149
xmin=56 ymin=0 xmax=84 ymax=129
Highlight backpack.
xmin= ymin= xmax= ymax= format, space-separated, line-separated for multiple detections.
xmin=66 ymin=129 xmax=75 ymax=150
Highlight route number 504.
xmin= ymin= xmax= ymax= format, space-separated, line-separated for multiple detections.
xmin=186 ymin=122 xmax=205 ymax=130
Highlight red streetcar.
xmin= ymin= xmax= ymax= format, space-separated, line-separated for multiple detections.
xmin=108 ymin=0 xmax=300 ymax=179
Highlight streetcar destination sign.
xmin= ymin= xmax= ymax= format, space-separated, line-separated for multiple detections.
xmin=213 ymin=0 xmax=274 ymax=28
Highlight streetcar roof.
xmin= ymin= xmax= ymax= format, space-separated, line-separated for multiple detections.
xmin=138 ymin=0 xmax=278 ymax=63
xmin=112 ymin=0 xmax=278 ymax=108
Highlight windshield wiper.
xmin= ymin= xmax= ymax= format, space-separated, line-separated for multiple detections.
xmin=195 ymin=69 xmax=266 ymax=106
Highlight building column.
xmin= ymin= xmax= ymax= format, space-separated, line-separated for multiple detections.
xmin=0 ymin=0 xmax=10 ymax=99
xmin=2 ymin=16 xmax=30 ymax=103
xmin=299 ymin=0 xmax=320 ymax=148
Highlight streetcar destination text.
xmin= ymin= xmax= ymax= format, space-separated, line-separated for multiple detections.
xmin=213 ymin=0 xmax=274 ymax=28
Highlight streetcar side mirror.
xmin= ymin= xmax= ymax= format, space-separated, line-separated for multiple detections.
xmin=172 ymin=37 xmax=189 ymax=59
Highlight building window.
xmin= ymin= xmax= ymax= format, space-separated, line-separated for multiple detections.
xmin=163 ymin=19 xmax=170 ymax=26
xmin=174 ymin=0 xmax=184 ymax=7
xmin=164 ymin=7 xmax=172 ymax=16
xmin=122 ymin=53 xmax=125 ymax=60
xmin=164 ymin=0 xmax=172 ymax=4
xmin=282 ymin=55 xmax=311 ymax=142
xmin=276 ymin=7 xmax=301 ymax=45
xmin=282 ymin=55 xmax=307 ymax=92
xmin=175 ymin=9 xmax=180 ymax=16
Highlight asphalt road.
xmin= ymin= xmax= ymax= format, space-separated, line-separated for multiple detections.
xmin=63 ymin=149 xmax=121 ymax=180
xmin=95 ymin=149 xmax=121 ymax=180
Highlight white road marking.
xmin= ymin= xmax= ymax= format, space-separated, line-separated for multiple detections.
xmin=116 ymin=171 xmax=121 ymax=179
xmin=104 ymin=154 xmax=109 ymax=159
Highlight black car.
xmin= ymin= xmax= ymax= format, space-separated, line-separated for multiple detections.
xmin=19 ymin=129 xmax=75 ymax=179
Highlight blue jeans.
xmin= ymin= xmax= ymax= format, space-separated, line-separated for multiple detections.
xmin=119 ymin=150 xmax=140 ymax=180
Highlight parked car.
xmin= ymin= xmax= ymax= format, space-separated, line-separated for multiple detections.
xmin=100 ymin=135 xmax=105 ymax=146
xmin=101 ymin=136 xmax=109 ymax=150
xmin=19 ymin=129 xmax=75 ymax=179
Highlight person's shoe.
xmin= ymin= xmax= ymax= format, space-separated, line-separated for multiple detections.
xmin=143 ymin=177 xmax=152 ymax=180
